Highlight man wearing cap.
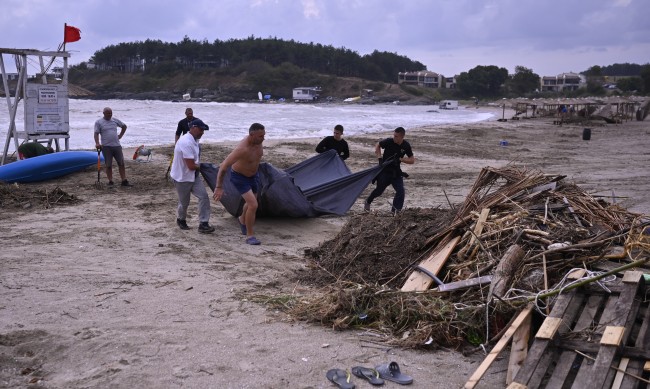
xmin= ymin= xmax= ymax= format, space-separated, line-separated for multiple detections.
xmin=170 ymin=118 xmax=215 ymax=233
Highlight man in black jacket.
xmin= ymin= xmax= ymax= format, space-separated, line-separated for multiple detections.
xmin=364 ymin=127 xmax=415 ymax=213
xmin=315 ymin=124 xmax=349 ymax=160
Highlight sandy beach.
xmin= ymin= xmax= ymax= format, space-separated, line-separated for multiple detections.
xmin=1 ymin=107 xmax=649 ymax=388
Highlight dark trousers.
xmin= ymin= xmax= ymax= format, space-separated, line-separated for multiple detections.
xmin=366 ymin=171 xmax=405 ymax=211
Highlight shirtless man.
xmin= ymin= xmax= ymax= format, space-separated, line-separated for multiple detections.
xmin=213 ymin=123 xmax=265 ymax=245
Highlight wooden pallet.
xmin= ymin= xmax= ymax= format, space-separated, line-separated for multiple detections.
xmin=508 ymin=270 xmax=650 ymax=388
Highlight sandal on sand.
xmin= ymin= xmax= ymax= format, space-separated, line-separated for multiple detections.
xmin=238 ymin=219 xmax=247 ymax=235
xmin=326 ymin=368 xmax=355 ymax=389
xmin=245 ymin=236 xmax=261 ymax=245
xmin=351 ymin=366 xmax=384 ymax=386
xmin=375 ymin=362 xmax=412 ymax=385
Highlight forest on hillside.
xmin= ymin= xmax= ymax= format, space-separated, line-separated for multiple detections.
xmin=86 ymin=36 xmax=427 ymax=84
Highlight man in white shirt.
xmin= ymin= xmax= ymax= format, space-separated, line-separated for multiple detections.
xmin=170 ymin=119 xmax=215 ymax=233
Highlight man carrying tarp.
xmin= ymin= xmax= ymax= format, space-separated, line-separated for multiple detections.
xmin=364 ymin=126 xmax=415 ymax=213
xmin=213 ymin=123 xmax=266 ymax=245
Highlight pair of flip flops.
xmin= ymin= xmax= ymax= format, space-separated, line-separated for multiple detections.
xmin=326 ymin=362 xmax=412 ymax=388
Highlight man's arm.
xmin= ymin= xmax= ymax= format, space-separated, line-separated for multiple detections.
xmin=315 ymin=138 xmax=327 ymax=153
xmin=118 ymin=123 xmax=127 ymax=140
xmin=94 ymin=132 xmax=101 ymax=149
xmin=175 ymin=120 xmax=184 ymax=143
xmin=400 ymin=155 xmax=415 ymax=164
xmin=184 ymin=158 xmax=200 ymax=171
xmin=213 ymin=148 xmax=242 ymax=200
xmin=340 ymin=140 xmax=350 ymax=160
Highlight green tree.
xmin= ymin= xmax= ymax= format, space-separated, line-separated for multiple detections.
xmin=616 ymin=77 xmax=643 ymax=92
xmin=508 ymin=66 xmax=540 ymax=96
xmin=456 ymin=65 xmax=508 ymax=97
xmin=640 ymin=64 xmax=650 ymax=94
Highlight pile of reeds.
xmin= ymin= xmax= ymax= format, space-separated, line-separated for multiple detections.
xmin=269 ymin=166 xmax=649 ymax=349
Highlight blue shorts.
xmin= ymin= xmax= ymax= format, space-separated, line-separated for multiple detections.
xmin=230 ymin=169 xmax=259 ymax=195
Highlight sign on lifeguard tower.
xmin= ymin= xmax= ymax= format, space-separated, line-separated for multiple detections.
xmin=25 ymin=83 xmax=69 ymax=135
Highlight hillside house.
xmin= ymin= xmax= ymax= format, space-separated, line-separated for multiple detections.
xmin=398 ymin=71 xmax=441 ymax=88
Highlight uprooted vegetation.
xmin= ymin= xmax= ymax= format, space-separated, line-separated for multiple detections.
xmin=0 ymin=183 xmax=80 ymax=210
xmin=246 ymin=165 xmax=650 ymax=350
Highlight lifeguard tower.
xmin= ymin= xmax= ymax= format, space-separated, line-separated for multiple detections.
xmin=1 ymin=48 xmax=71 ymax=165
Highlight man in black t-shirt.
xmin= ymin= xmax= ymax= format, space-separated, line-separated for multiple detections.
xmin=364 ymin=127 xmax=414 ymax=213
xmin=175 ymin=108 xmax=199 ymax=143
xmin=315 ymin=124 xmax=349 ymax=160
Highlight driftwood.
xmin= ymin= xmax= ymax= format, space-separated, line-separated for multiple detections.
xmin=488 ymin=244 xmax=525 ymax=301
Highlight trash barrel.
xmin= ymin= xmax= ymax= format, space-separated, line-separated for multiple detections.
xmin=582 ymin=128 xmax=591 ymax=141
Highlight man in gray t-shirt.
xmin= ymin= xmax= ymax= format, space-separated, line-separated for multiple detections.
xmin=94 ymin=107 xmax=132 ymax=187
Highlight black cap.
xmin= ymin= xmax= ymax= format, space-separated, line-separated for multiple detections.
xmin=190 ymin=118 xmax=209 ymax=131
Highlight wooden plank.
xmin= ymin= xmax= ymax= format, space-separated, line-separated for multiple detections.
xmin=468 ymin=208 xmax=490 ymax=247
xmin=619 ymin=300 xmax=650 ymax=387
xmin=512 ymin=290 xmax=581 ymax=386
xmin=545 ymin=294 xmax=605 ymax=388
xmin=401 ymin=236 xmax=460 ymax=292
xmin=583 ymin=273 xmax=641 ymax=387
xmin=464 ymin=306 xmax=533 ymax=389
xmin=611 ymin=358 xmax=630 ymax=389
xmin=506 ymin=307 xmax=532 ymax=384
xmin=622 ymin=270 xmax=642 ymax=283
xmin=535 ymin=317 xmax=561 ymax=340
xmin=600 ymin=326 xmax=625 ymax=346
xmin=436 ymin=275 xmax=492 ymax=292
xmin=506 ymin=383 xmax=527 ymax=389
xmin=572 ymin=294 xmax=620 ymax=384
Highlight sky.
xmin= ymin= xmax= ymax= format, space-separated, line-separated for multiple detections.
xmin=1 ymin=0 xmax=649 ymax=77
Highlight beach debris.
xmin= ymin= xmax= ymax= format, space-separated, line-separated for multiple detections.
xmin=253 ymin=165 xmax=649 ymax=350
xmin=0 ymin=183 xmax=79 ymax=209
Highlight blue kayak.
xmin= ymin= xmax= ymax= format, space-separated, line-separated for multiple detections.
xmin=0 ymin=151 xmax=103 ymax=183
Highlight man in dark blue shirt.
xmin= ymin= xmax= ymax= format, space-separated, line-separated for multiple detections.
xmin=364 ymin=127 xmax=414 ymax=213
xmin=315 ymin=124 xmax=349 ymax=160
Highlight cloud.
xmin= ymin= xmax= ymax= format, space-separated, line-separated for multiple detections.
xmin=1 ymin=0 xmax=648 ymax=77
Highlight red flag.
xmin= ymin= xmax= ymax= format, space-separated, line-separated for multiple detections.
xmin=64 ymin=24 xmax=81 ymax=43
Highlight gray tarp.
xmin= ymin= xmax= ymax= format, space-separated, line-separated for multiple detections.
xmin=200 ymin=150 xmax=384 ymax=218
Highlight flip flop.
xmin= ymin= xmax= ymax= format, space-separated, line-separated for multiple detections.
xmin=351 ymin=366 xmax=384 ymax=386
xmin=375 ymin=362 xmax=413 ymax=385
xmin=326 ymin=368 xmax=355 ymax=389
xmin=245 ymin=236 xmax=261 ymax=245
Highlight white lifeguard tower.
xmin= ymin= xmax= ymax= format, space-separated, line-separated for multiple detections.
xmin=1 ymin=48 xmax=71 ymax=165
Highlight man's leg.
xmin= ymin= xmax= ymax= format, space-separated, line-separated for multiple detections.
xmin=366 ymin=172 xmax=391 ymax=208
xmin=113 ymin=147 xmax=128 ymax=182
xmin=391 ymin=176 xmax=405 ymax=211
xmin=241 ymin=190 xmax=258 ymax=238
xmin=192 ymin=180 xmax=211 ymax=223
xmin=102 ymin=147 xmax=114 ymax=182
xmin=175 ymin=181 xmax=193 ymax=221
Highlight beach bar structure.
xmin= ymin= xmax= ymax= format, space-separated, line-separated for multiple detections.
xmin=1 ymin=48 xmax=71 ymax=165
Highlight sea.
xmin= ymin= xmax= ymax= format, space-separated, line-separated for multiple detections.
xmin=1 ymin=99 xmax=495 ymax=151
